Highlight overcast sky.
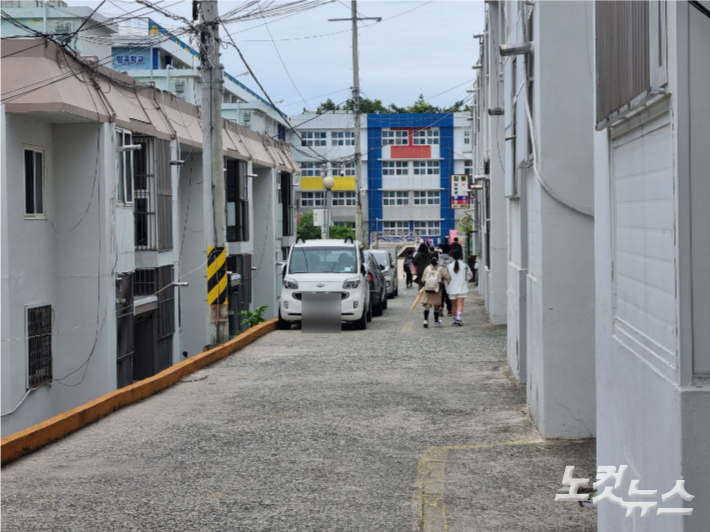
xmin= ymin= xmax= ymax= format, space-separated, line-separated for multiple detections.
xmin=73 ymin=1 xmax=485 ymax=114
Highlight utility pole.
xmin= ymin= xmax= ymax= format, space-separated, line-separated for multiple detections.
xmin=329 ymin=1 xmax=380 ymax=244
xmin=198 ymin=0 xmax=228 ymax=345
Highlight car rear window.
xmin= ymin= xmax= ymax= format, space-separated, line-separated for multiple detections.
xmin=371 ymin=252 xmax=389 ymax=268
xmin=289 ymin=247 xmax=358 ymax=274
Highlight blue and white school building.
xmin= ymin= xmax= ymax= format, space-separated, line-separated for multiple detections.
xmin=289 ymin=111 xmax=473 ymax=247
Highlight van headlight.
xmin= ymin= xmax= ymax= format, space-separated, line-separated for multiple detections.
xmin=283 ymin=278 xmax=299 ymax=289
xmin=343 ymin=277 xmax=361 ymax=289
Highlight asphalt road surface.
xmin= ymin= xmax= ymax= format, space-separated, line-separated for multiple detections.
xmin=1 ymin=287 xmax=596 ymax=532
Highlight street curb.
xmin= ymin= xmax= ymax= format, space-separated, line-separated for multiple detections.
xmin=1 ymin=319 xmax=277 ymax=466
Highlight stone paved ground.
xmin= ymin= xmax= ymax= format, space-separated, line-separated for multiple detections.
xmin=1 ymin=287 xmax=596 ymax=532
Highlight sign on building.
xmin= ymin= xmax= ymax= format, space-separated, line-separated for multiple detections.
xmin=451 ymin=174 xmax=470 ymax=209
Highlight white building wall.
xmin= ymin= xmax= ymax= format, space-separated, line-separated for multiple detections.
xmin=482 ymin=2 xmax=507 ymax=326
xmin=596 ymin=2 xmax=710 ymax=528
xmin=176 ymin=151 xmax=207 ymax=358
xmin=1 ymin=116 xmax=116 ymax=436
xmin=252 ymin=166 xmax=280 ymax=320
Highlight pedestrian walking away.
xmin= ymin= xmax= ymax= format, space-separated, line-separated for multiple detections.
xmin=420 ymin=256 xmax=451 ymax=328
xmin=445 ymin=247 xmax=472 ymax=326
xmin=413 ymin=243 xmax=430 ymax=288
xmin=404 ymin=249 xmax=415 ymax=288
xmin=438 ymin=243 xmax=454 ymax=316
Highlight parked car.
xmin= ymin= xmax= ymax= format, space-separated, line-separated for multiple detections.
xmin=368 ymin=249 xmax=398 ymax=298
xmin=278 ymin=237 xmax=371 ymax=330
xmin=364 ymin=250 xmax=387 ymax=316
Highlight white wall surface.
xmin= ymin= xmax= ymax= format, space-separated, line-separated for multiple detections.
xmin=1 ymin=117 xmax=116 ymax=436
xmin=252 ymin=167 xmax=279 ymax=320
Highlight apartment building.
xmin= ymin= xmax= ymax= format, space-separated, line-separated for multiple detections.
xmin=0 ymin=38 xmax=297 ymax=437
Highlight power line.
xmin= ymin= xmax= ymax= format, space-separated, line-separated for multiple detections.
xmin=256 ymin=0 xmax=312 ymax=112
xmin=219 ymin=21 xmax=330 ymax=164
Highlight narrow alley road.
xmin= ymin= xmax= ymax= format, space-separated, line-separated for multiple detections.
xmin=2 ymin=288 xmax=596 ymax=532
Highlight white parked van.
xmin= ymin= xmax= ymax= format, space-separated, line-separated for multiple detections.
xmin=278 ymin=237 xmax=372 ymax=330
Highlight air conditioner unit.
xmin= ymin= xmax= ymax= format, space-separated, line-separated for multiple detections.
xmin=56 ymin=21 xmax=73 ymax=34
xmin=174 ymin=80 xmax=185 ymax=93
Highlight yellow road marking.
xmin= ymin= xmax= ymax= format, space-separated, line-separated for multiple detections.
xmin=413 ymin=439 xmax=544 ymax=532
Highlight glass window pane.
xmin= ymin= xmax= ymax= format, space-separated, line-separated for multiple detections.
xmin=25 ymin=150 xmax=34 ymax=214
xmin=34 ymin=152 xmax=43 ymax=214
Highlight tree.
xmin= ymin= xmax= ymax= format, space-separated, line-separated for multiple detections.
xmin=329 ymin=224 xmax=356 ymax=240
xmin=343 ymin=98 xmax=391 ymax=114
xmin=408 ymin=94 xmax=441 ymax=114
xmin=316 ymin=98 xmax=341 ymax=114
xmin=297 ymin=211 xmax=321 ymax=240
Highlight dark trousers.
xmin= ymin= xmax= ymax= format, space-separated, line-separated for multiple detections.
xmin=405 ymin=268 xmax=413 ymax=286
xmin=441 ymin=285 xmax=453 ymax=314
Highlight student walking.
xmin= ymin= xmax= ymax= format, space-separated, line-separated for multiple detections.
xmin=420 ymin=256 xmax=451 ymax=328
xmin=404 ymin=249 xmax=415 ymax=288
xmin=413 ymin=243 xmax=430 ymax=288
xmin=438 ymin=243 xmax=454 ymax=316
xmin=446 ymin=247 xmax=472 ymax=326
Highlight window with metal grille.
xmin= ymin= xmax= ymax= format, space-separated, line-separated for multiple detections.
xmin=594 ymin=1 xmax=666 ymax=129
xmin=412 ymin=161 xmax=440 ymax=175
xmin=27 ymin=305 xmax=52 ymax=387
xmin=133 ymin=269 xmax=156 ymax=297
xmin=413 ymin=221 xmax=440 ymax=236
xmin=116 ymin=273 xmax=134 ymax=389
xmin=302 ymin=131 xmax=327 ymax=147
xmin=226 ymin=159 xmax=249 ymax=242
xmin=155 ymin=138 xmax=173 ymax=250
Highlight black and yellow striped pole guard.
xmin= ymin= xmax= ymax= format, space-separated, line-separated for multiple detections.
xmin=207 ymin=246 xmax=228 ymax=306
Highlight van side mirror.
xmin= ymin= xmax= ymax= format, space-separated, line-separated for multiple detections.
xmin=360 ymin=264 xmax=366 ymax=276
xmin=379 ymin=264 xmax=385 ymax=270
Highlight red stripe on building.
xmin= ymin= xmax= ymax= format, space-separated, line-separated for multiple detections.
xmin=391 ymin=145 xmax=431 ymax=159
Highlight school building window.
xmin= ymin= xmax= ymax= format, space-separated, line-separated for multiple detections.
xmin=300 ymin=191 xmax=324 ymax=208
xmin=383 ymin=191 xmax=409 ymax=206
xmin=24 ymin=147 xmax=45 ymax=217
xmin=333 ymin=161 xmax=355 ymax=176
xmin=412 ymin=129 xmax=439 ymax=145
xmin=332 ymin=191 xmax=356 ymax=206
xmin=412 ymin=161 xmax=440 ymax=175
xmin=382 ymin=161 xmax=409 ymax=176
xmin=299 ymin=161 xmax=324 ymax=177
xmin=383 ymin=221 xmax=409 ymax=235
xmin=464 ymin=160 xmax=473 ymax=175
xmin=413 ymin=191 xmax=440 ymax=205
xmin=382 ymin=130 xmax=409 ymax=146
xmin=414 ymin=221 xmax=440 ymax=236
xmin=302 ymin=131 xmax=327 ymax=147
xmin=331 ymin=131 xmax=354 ymax=146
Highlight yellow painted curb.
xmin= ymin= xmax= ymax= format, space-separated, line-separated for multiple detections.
xmin=1 ymin=318 xmax=277 ymax=466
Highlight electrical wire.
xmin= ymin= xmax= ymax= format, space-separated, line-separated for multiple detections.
xmin=219 ymin=21 xmax=330 ymax=164
xmin=522 ymin=76 xmax=593 ymax=217
xmin=256 ymin=0 xmax=312 ymax=111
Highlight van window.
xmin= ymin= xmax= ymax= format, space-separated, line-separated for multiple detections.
xmin=289 ymin=247 xmax=358 ymax=274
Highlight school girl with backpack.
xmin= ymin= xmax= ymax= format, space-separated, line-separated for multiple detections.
xmin=419 ymin=256 xmax=451 ymax=328
xmin=445 ymin=247 xmax=473 ymax=326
